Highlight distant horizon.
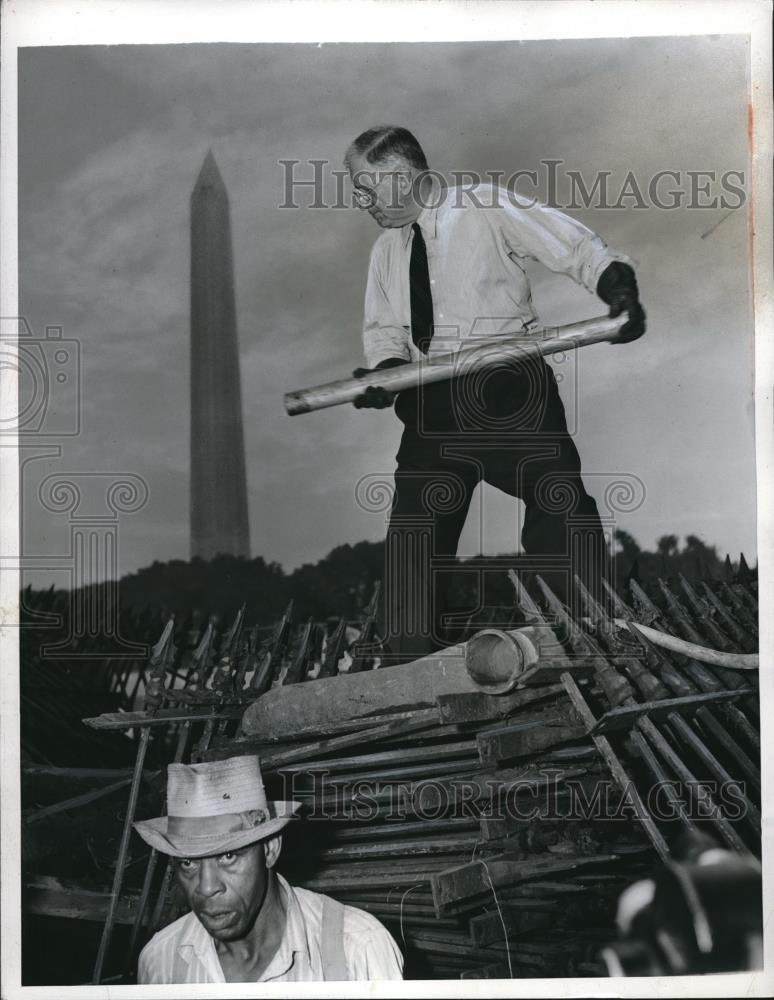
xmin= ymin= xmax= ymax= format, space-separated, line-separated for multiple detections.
xmin=19 ymin=528 xmax=755 ymax=595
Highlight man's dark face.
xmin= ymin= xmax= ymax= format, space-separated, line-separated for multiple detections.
xmin=176 ymin=843 xmax=268 ymax=942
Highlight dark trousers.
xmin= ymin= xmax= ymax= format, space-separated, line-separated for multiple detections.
xmin=381 ymin=357 xmax=607 ymax=663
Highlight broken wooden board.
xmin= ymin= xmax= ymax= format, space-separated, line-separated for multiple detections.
xmin=241 ymin=646 xmax=480 ymax=738
xmin=242 ymin=626 xmax=556 ymax=738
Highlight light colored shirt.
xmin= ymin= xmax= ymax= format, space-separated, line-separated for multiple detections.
xmin=137 ymin=874 xmax=403 ymax=983
xmin=362 ymin=183 xmax=632 ymax=368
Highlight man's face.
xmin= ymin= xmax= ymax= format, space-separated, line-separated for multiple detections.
xmin=348 ymin=153 xmax=417 ymax=228
xmin=176 ymin=843 xmax=268 ymax=942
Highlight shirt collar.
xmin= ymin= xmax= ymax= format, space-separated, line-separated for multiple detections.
xmin=175 ymin=874 xmax=310 ymax=981
xmin=401 ymin=202 xmax=439 ymax=248
xmin=258 ymin=874 xmax=311 ymax=980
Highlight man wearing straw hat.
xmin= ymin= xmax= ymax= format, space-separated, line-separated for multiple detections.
xmin=346 ymin=125 xmax=646 ymax=662
xmin=134 ymin=754 xmax=403 ymax=983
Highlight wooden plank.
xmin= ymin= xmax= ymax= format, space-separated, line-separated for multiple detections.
xmin=435 ymin=684 xmax=565 ymax=725
xmin=83 ymin=706 xmax=243 ymax=730
xmin=260 ymin=710 xmax=441 ymax=770
xmin=430 ymin=853 xmax=622 ymax=914
xmin=515 ymin=659 xmax=596 ymax=687
xmin=469 ymin=906 xmax=553 ymax=946
xmin=25 ymin=877 xmax=142 ymax=925
xmin=204 ymin=707 xmax=443 ymax=755
xmin=318 ymin=836 xmax=481 ymax=862
xmin=477 ymin=718 xmax=587 ymax=765
xmin=276 ymin=738 xmax=477 ymax=774
xmin=24 ymin=777 xmax=133 ymax=824
xmin=591 ymin=688 xmax=753 ymax=734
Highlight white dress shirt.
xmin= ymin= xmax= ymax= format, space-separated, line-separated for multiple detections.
xmin=137 ymin=874 xmax=403 ymax=983
xmin=362 ymin=183 xmax=632 ymax=368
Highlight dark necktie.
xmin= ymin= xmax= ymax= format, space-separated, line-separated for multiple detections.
xmin=409 ymin=222 xmax=434 ymax=355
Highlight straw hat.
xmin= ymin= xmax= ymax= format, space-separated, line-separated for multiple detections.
xmin=133 ymin=755 xmax=301 ymax=858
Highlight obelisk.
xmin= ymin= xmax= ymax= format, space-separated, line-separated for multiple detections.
xmin=190 ymin=151 xmax=250 ymax=559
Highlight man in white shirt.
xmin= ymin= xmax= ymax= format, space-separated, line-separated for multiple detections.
xmin=346 ymin=126 xmax=646 ymax=663
xmin=133 ymin=754 xmax=403 ymax=983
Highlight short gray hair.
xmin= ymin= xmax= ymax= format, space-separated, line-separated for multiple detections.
xmin=345 ymin=125 xmax=428 ymax=172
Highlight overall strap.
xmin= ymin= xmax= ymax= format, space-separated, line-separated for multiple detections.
xmin=320 ymin=896 xmax=348 ymax=981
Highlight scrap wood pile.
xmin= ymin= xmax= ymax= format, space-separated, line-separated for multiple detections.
xmin=30 ymin=562 xmax=758 ymax=983
xmin=196 ymin=568 xmax=756 ymax=979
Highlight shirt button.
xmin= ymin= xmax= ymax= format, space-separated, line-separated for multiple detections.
xmin=430 ymin=279 xmax=435 ymax=285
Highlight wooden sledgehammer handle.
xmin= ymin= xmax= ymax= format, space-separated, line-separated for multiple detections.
xmin=284 ymin=314 xmax=626 ymax=416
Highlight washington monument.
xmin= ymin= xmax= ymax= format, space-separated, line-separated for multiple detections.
xmin=190 ymin=151 xmax=250 ymax=560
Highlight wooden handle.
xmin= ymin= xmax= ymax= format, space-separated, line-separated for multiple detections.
xmin=284 ymin=314 xmax=626 ymax=416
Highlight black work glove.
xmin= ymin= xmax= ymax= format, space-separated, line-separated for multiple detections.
xmin=596 ymin=261 xmax=647 ymax=344
xmin=352 ymin=357 xmax=407 ymax=409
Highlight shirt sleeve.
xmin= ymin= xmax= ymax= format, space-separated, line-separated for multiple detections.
xmin=343 ymin=911 xmax=405 ymax=980
xmin=362 ymin=239 xmax=412 ymax=368
xmin=494 ymin=189 xmax=634 ymax=294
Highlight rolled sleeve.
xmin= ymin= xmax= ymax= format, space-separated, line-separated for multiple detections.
xmin=496 ymin=190 xmax=634 ymax=295
xmin=362 ymin=243 xmax=411 ymax=368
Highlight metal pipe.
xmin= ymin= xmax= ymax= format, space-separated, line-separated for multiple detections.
xmin=284 ymin=314 xmax=625 ymax=415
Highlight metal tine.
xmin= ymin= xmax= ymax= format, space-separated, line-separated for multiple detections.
xmin=574 ymin=576 xmax=668 ymax=703
xmin=318 ymin=618 xmax=347 ymax=679
xmin=624 ymin=618 xmax=762 ymax=838
xmin=656 ymin=578 xmax=757 ymax=705
xmin=734 ymin=580 xmax=759 ymax=615
xmin=249 ymin=600 xmax=294 ymax=696
xmin=93 ymin=617 xmax=175 ymax=984
xmin=546 ymin=577 xmax=756 ymax=848
xmin=233 ymin=626 xmax=258 ymax=693
xmin=658 ymin=578 xmax=705 ymax=646
xmin=623 ymin=621 xmax=695 ymax=699
xmin=634 ymin=715 xmax=749 ymax=853
xmin=560 ymin=672 xmax=670 ymax=863
xmin=216 ymin=619 xmax=252 ymax=739
xmin=624 ymin=621 xmax=760 ymax=794
xmin=628 ymin=578 xmax=664 ymax=626
xmin=536 ymin=575 xmax=633 ymax=708
xmin=282 ymin=619 xmax=315 ymax=685
xmin=627 ymin=729 xmax=697 ymax=835
xmin=691 ymin=706 xmax=761 ymax=796
xmin=223 ymin=604 xmax=246 ymax=662
xmin=718 ymin=581 xmax=758 ymax=633
xmin=678 ymin=574 xmax=735 ymax=652
xmin=349 ymin=582 xmax=381 ymax=674
xmin=730 ymin=578 xmax=759 ymax=618
xmin=508 ymin=569 xmax=550 ymax=626
xmin=700 ymin=582 xmax=755 ymax=650
xmin=601 ymin=577 xmax=635 ymax=622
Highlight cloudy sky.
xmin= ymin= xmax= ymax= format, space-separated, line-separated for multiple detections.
xmin=18 ymin=35 xmax=756 ymax=586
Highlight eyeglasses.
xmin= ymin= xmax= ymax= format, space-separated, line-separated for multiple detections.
xmin=352 ymin=184 xmax=377 ymax=207
xmin=350 ymin=170 xmax=408 ymax=208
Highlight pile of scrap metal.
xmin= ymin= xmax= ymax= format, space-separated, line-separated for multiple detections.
xmin=23 ymin=566 xmax=760 ymax=983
